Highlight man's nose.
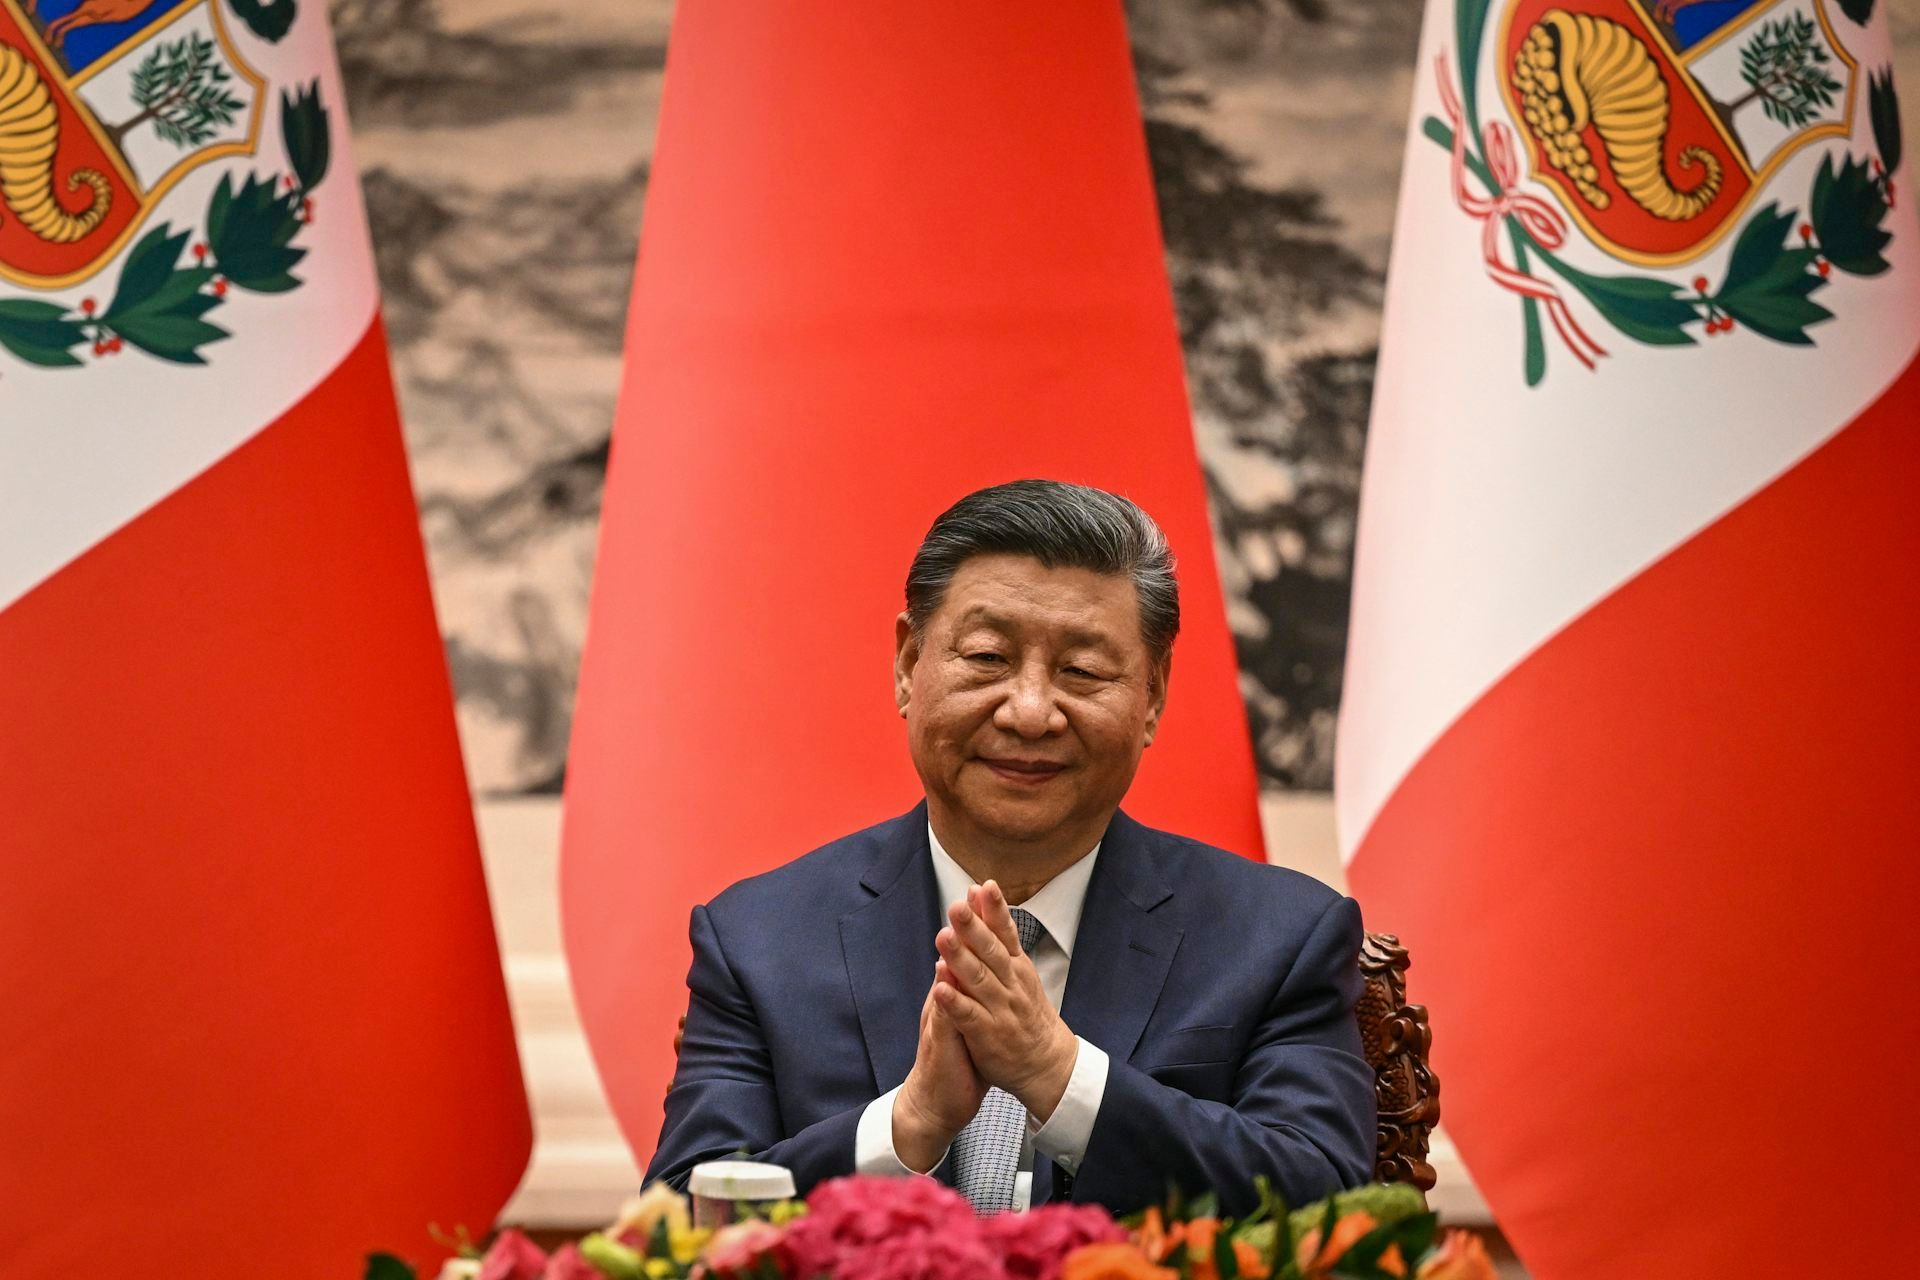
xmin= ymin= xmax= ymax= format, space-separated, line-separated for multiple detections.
xmin=994 ymin=663 xmax=1066 ymax=738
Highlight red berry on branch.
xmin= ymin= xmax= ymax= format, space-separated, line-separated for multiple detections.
xmin=1798 ymin=222 xmax=1813 ymax=241
xmin=193 ymin=242 xmax=207 ymax=261
xmin=91 ymin=340 xmax=106 ymax=356
xmin=79 ymin=298 xmax=95 ymax=315
xmin=212 ymin=279 xmax=228 ymax=297
xmin=108 ymin=337 xmax=122 ymax=354
xmin=1817 ymin=260 xmax=1831 ymax=277
xmin=1692 ymin=275 xmax=1709 ymax=292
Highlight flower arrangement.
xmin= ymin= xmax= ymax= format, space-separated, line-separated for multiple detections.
xmin=366 ymin=1177 xmax=1495 ymax=1280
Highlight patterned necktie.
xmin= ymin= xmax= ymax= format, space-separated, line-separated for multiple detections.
xmin=950 ymin=906 xmax=1046 ymax=1214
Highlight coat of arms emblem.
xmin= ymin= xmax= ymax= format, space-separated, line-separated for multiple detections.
xmin=0 ymin=0 xmax=328 ymax=369
xmin=1429 ymin=0 xmax=1902 ymax=381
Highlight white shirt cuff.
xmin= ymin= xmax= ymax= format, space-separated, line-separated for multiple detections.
xmin=856 ymin=1086 xmax=947 ymax=1176
xmin=1029 ymin=1036 xmax=1107 ymax=1176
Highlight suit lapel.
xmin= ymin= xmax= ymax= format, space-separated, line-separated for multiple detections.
xmin=1061 ymin=810 xmax=1182 ymax=1064
xmin=840 ymin=805 xmax=941 ymax=1094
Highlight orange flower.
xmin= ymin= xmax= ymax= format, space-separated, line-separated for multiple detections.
xmin=1184 ymin=1218 xmax=1221 ymax=1280
xmin=1294 ymin=1211 xmax=1379 ymax=1276
xmin=1061 ymin=1243 xmax=1180 ymax=1280
xmin=1231 ymin=1237 xmax=1272 ymax=1280
xmin=1416 ymin=1231 xmax=1498 ymax=1280
xmin=1133 ymin=1208 xmax=1183 ymax=1264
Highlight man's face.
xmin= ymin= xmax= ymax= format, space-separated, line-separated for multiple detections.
xmin=893 ymin=553 xmax=1169 ymax=850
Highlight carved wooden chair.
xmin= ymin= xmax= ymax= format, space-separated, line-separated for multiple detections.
xmin=1358 ymin=932 xmax=1440 ymax=1192
xmin=670 ymin=930 xmax=1441 ymax=1193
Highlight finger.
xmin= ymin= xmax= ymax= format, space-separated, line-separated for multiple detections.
xmin=932 ymin=978 xmax=986 ymax=1027
xmin=928 ymin=970 xmax=965 ymax=1038
xmin=948 ymin=899 xmax=1015 ymax=983
xmin=975 ymin=881 xmax=1022 ymax=954
xmin=936 ymin=928 xmax=996 ymax=997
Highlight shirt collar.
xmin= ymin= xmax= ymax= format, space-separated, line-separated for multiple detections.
xmin=925 ymin=823 xmax=1101 ymax=958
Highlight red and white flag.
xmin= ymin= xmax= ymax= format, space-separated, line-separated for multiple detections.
xmin=561 ymin=0 xmax=1265 ymax=1168
xmin=1343 ymin=0 xmax=1918 ymax=1270
xmin=0 ymin=1 xmax=529 ymax=1274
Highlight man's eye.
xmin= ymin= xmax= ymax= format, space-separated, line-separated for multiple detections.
xmin=966 ymin=652 xmax=1006 ymax=665
xmin=1063 ymin=666 xmax=1100 ymax=680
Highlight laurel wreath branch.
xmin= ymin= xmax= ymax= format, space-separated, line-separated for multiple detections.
xmin=1424 ymin=0 xmax=1902 ymax=385
xmin=0 ymin=80 xmax=330 ymax=372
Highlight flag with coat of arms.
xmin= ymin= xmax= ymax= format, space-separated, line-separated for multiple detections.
xmin=0 ymin=0 xmax=530 ymax=1274
xmin=1342 ymin=0 xmax=1917 ymax=1270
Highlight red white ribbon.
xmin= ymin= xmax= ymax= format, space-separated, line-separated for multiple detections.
xmin=1436 ymin=53 xmax=1607 ymax=371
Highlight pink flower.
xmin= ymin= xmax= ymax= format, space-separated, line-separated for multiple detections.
xmin=831 ymin=1229 xmax=1009 ymax=1280
xmin=479 ymin=1229 xmax=548 ymax=1280
xmin=702 ymin=1219 xmax=786 ymax=1277
xmin=540 ymin=1244 xmax=600 ymax=1280
xmin=981 ymin=1205 xmax=1129 ymax=1280
xmin=778 ymin=1177 xmax=987 ymax=1280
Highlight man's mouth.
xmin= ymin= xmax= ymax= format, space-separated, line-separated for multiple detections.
xmin=978 ymin=757 xmax=1068 ymax=786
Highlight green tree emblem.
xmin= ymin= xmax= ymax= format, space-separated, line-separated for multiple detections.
xmin=106 ymin=33 xmax=246 ymax=152
xmin=1731 ymin=13 xmax=1843 ymax=129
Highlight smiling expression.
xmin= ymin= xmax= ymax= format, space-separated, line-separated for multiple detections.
xmin=894 ymin=553 xmax=1169 ymax=855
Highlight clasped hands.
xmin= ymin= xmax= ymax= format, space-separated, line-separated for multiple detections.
xmin=891 ymin=881 xmax=1079 ymax=1173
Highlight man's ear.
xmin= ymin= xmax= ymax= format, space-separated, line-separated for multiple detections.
xmin=893 ymin=611 xmax=918 ymax=717
xmin=1142 ymin=654 xmax=1172 ymax=746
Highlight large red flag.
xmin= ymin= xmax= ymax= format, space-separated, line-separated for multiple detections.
xmin=1342 ymin=0 xmax=1919 ymax=1272
xmin=0 ymin=2 xmax=529 ymax=1274
xmin=562 ymin=0 xmax=1264 ymax=1166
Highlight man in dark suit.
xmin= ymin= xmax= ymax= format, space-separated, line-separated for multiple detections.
xmin=646 ymin=480 xmax=1375 ymax=1214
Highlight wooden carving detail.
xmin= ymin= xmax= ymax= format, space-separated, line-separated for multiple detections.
xmin=1357 ymin=932 xmax=1440 ymax=1192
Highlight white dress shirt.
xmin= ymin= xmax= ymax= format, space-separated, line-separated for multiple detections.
xmin=853 ymin=825 xmax=1111 ymax=1207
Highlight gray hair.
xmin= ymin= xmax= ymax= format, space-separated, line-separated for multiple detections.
xmin=905 ymin=479 xmax=1180 ymax=664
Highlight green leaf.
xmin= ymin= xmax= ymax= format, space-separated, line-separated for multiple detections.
xmin=281 ymin=80 xmax=331 ymax=193
xmin=107 ymin=224 xmax=191 ymax=314
xmin=1714 ymin=208 xmax=1823 ymax=338
xmin=1395 ymin=1212 xmax=1440 ymax=1267
xmin=1870 ymin=70 xmax=1903 ymax=176
xmin=363 ymin=1253 xmax=416 ymax=1280
xmin=203 ymin=172 xmax=310 ymax=291
xmin=1326 ymin=1219 xmax=1403 ymax=1277
xmin=1719 ymin=202 xmax=1797 ymax=296
xmin=103 ymin=255 xmax=229 ymax=364
xmin=1809 ymin=153 xmax=1892 ymax=275
xmin=229 ymin=0 xmax=297 ymax=41
xmin=0 ymin=298 xmax=87 ymax=367
xmin=1541 ymin=254 xmax=1700 ymax=345
xmin=110 ymin=313 xmax=229 ymax=364
xmin=1287 ymin=1183 xmax=1429 ymax=1246
xmin=1215 ymin=1223 xmax=1240 ymax=1280
xmin=1716 ymin=239 xmax=1832 ymax=345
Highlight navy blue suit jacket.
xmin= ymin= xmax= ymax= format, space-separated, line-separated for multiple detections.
xmin=645 ymin=803 xmax=1376 ymax=1215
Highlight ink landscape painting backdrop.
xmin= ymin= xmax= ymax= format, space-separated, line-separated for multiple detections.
xmin=328 ymin=0 xmax=1920 ymax=1260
